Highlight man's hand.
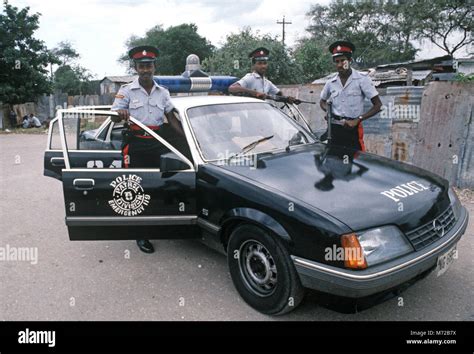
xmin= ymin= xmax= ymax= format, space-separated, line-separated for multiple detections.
xmin=344 ymin=118 xmax=360 ymax=129
xmin=112 ymin=109 xmax=129 ymax=123
xmin=287 ymin=96 xmax=296 ymax=104
xmin=255 ymin=92 xmax=267 ymax=100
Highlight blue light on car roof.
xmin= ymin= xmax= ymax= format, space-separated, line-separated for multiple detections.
xmin=153 ymin=76 xmax=237 ymax=93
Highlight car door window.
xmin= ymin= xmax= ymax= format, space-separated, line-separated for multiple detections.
xmin=59 ymin=112 xmax=123 ymax=169
xmin=49 ymin=118 xmax=62 ymax=150
xmin=59 ymin=111 xmax=193 ymax=170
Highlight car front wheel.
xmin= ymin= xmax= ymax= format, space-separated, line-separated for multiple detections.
xmin=227 ymin=224 xmax=305 ymax=315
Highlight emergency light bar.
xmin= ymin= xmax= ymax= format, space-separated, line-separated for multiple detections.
xmin=153 ymin=75 xmax=238 ymax=94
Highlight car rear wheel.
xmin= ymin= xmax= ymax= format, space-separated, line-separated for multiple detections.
xmin=227 ymin=224 xmax=305 ymax=315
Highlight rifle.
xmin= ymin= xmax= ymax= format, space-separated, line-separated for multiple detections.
xmin=327 ymin=101 xmax=333 ymax=144
xmin=266 ymin=94 xmax=316 ymax=105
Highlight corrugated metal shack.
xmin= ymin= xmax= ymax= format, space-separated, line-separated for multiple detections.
xmin=280 ymin=81 xmax=474 ymax=188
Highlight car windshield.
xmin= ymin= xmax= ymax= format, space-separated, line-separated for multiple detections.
xmin=187 ymin=102 xmax=314 ymax=161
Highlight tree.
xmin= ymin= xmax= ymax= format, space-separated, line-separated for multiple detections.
xmin=306 ymin=0 xmax=472 ymax=67
xmin=54 ymin=65 xmax=93 ymax=95
xmin=0 ymin=1 xmax=58 ymax=104
xmin=293 ymin=38 xmax=333 ymax=82
xmin=411 ymin=0 xmax=473 ymax=56
xmin=120 ymin=24 xmax=215 ymax=75
xmin=202 ymin=28 xmax=302 ymax=84
xmin=306 ymin=1 xmax=418 ymax=68
xmin=52 ymin=41 xmax=93 ymax=95
xmin=52 ymin=41 xmax=80 ymax=66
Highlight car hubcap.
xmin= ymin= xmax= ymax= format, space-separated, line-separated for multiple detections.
xmin=239 ymin=240 xmax=277 ymax=296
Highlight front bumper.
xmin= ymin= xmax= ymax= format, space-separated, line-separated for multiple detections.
xmin=292 ymin=206 xmax=469 ymax=298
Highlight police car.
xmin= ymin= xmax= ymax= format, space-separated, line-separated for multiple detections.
xmin=43 ymin=76 xmax=469 ymax=315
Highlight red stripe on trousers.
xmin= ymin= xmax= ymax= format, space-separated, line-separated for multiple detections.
xmin=358 ymin=123 xmax=366 ymax=152
xmin=123 ymin=144 xmax=129 ymax=168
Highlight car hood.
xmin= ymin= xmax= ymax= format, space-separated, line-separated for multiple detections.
xmin=216 ymin=143 xmax=450 ymax=232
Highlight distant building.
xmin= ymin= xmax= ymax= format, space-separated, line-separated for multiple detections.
xmin=371 ymin=55 xmax=454 ymax=87
xmin=454 ymin=58 xmax=474 ymax=76
xmin=311 ymin=55 xmax=457 ymax=87
xmin=100 ymin=76 xmax=136 ymax=95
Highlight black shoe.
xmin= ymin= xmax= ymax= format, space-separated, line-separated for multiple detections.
xmin=136 ymin=239 xmax=154 ymax=253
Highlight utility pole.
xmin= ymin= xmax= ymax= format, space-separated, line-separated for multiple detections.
xmin=276 ymin=16 xmax=292 ymax=47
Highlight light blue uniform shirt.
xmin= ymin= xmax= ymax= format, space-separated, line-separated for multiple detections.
xmin=111 ymin=77 xmax=174 ymax=126
xmin=236 ymin=72 xmax=280 ymax=95
xmin=320 ymin=70 xmax=379 ymax=118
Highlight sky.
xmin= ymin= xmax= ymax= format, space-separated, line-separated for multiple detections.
xmin=9 ymin=0 xmax=471 ymax=79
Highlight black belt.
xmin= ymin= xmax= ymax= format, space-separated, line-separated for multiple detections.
xmin=332 ymin=114 xmax=357 ymax=120
xmin=130 ymin=128 xmax=161 ymax=136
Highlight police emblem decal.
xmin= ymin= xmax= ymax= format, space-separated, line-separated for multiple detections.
xmin=108 ymin=174 xmax=151 ymax=216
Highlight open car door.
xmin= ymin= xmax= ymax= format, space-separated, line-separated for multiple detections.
xmin=56 ymin=109 xmax=199 ymax=241
xmin=44 ymin=111 xmax=121 ymax=180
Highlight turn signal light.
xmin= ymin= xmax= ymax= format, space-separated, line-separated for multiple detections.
xmin=341 ymin=233 xmax=367 ymax=270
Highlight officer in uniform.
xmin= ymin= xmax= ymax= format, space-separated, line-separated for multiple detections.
xmin=111 ymin=45 xmax=185 ymax=254
xmin=319 ymin=41 xmax=382 ymax=151
xmin=229 ymin=47 xmax=295 ymax=102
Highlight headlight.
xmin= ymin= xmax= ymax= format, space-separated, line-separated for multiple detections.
xmin=357 ymin=226 xmax=414 ymax=267
xmin=448 ymin=187 xmax=462 ymax=220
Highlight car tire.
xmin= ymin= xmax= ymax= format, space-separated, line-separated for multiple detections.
xmin=227 ymin=224 xmax=305 ymax=315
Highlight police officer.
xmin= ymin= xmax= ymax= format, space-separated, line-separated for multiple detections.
xmin=111 ymin=45 xmax=184 ymax=254
xmin=229 ymin=47 xmax=295 ymax=102
xmin=319 ymin=41 xmax=382 ymax=151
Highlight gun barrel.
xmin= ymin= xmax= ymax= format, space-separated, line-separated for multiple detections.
xmin=327 ymin=102 xmax=333 ymax=143
xmin=296 ymin=100 xmax=316 ymax=104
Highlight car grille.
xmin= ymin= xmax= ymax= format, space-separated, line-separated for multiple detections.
xmin=405 ymin=206 xmax=456 ymax=251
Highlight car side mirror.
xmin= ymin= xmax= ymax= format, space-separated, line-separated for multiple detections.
xmin=160 ymin=152 xmax=190 ymax=172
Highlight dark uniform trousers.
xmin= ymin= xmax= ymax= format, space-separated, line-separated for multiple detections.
xmin=122 ymin=123 xmax=192 ymax=168
xmin=330 ymin=122 xmax=365 ymax=152
xmin=321 ymin=117 xmax=366 ymax=152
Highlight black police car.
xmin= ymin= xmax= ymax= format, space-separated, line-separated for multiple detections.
xmin=44 ymin=92 xmax=469 ymax=315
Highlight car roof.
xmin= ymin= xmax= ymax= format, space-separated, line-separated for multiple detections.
xmin=170 ymin=95 xmax=264 ymax=112
xmin=58 ymin=95 xmax=265 ymax=114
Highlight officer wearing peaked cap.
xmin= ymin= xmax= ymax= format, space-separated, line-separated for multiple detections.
xmin=229 ymin=47 xmax=295 ymax=103
xmin=320 ymin=40 xmax=382 ymax=151
xmin=111 ymin=45 xmax=186 ymax=254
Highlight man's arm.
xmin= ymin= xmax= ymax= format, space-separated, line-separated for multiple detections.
xmin=360 ymin=95 xmax=382 ymax=121
xmin=320 ymin=99 xmax=328 ymax=112
xmin=358 ymin=76 xmax=382 ymax=121
xmin=319 ymin=81 xmax=332 ymax=115
xmin=229 ymin=83 xmax=266 ymax=99
xmin=165 ymin=110 xmax=185 ymax=136
xmin=111 ymin=87 xmax=130 ymax=122
xmin=270 ymin=81 xmax=296 ymax=104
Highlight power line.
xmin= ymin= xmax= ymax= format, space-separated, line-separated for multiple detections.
xmin=276 ymin=16 xmax=292 ymax=47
